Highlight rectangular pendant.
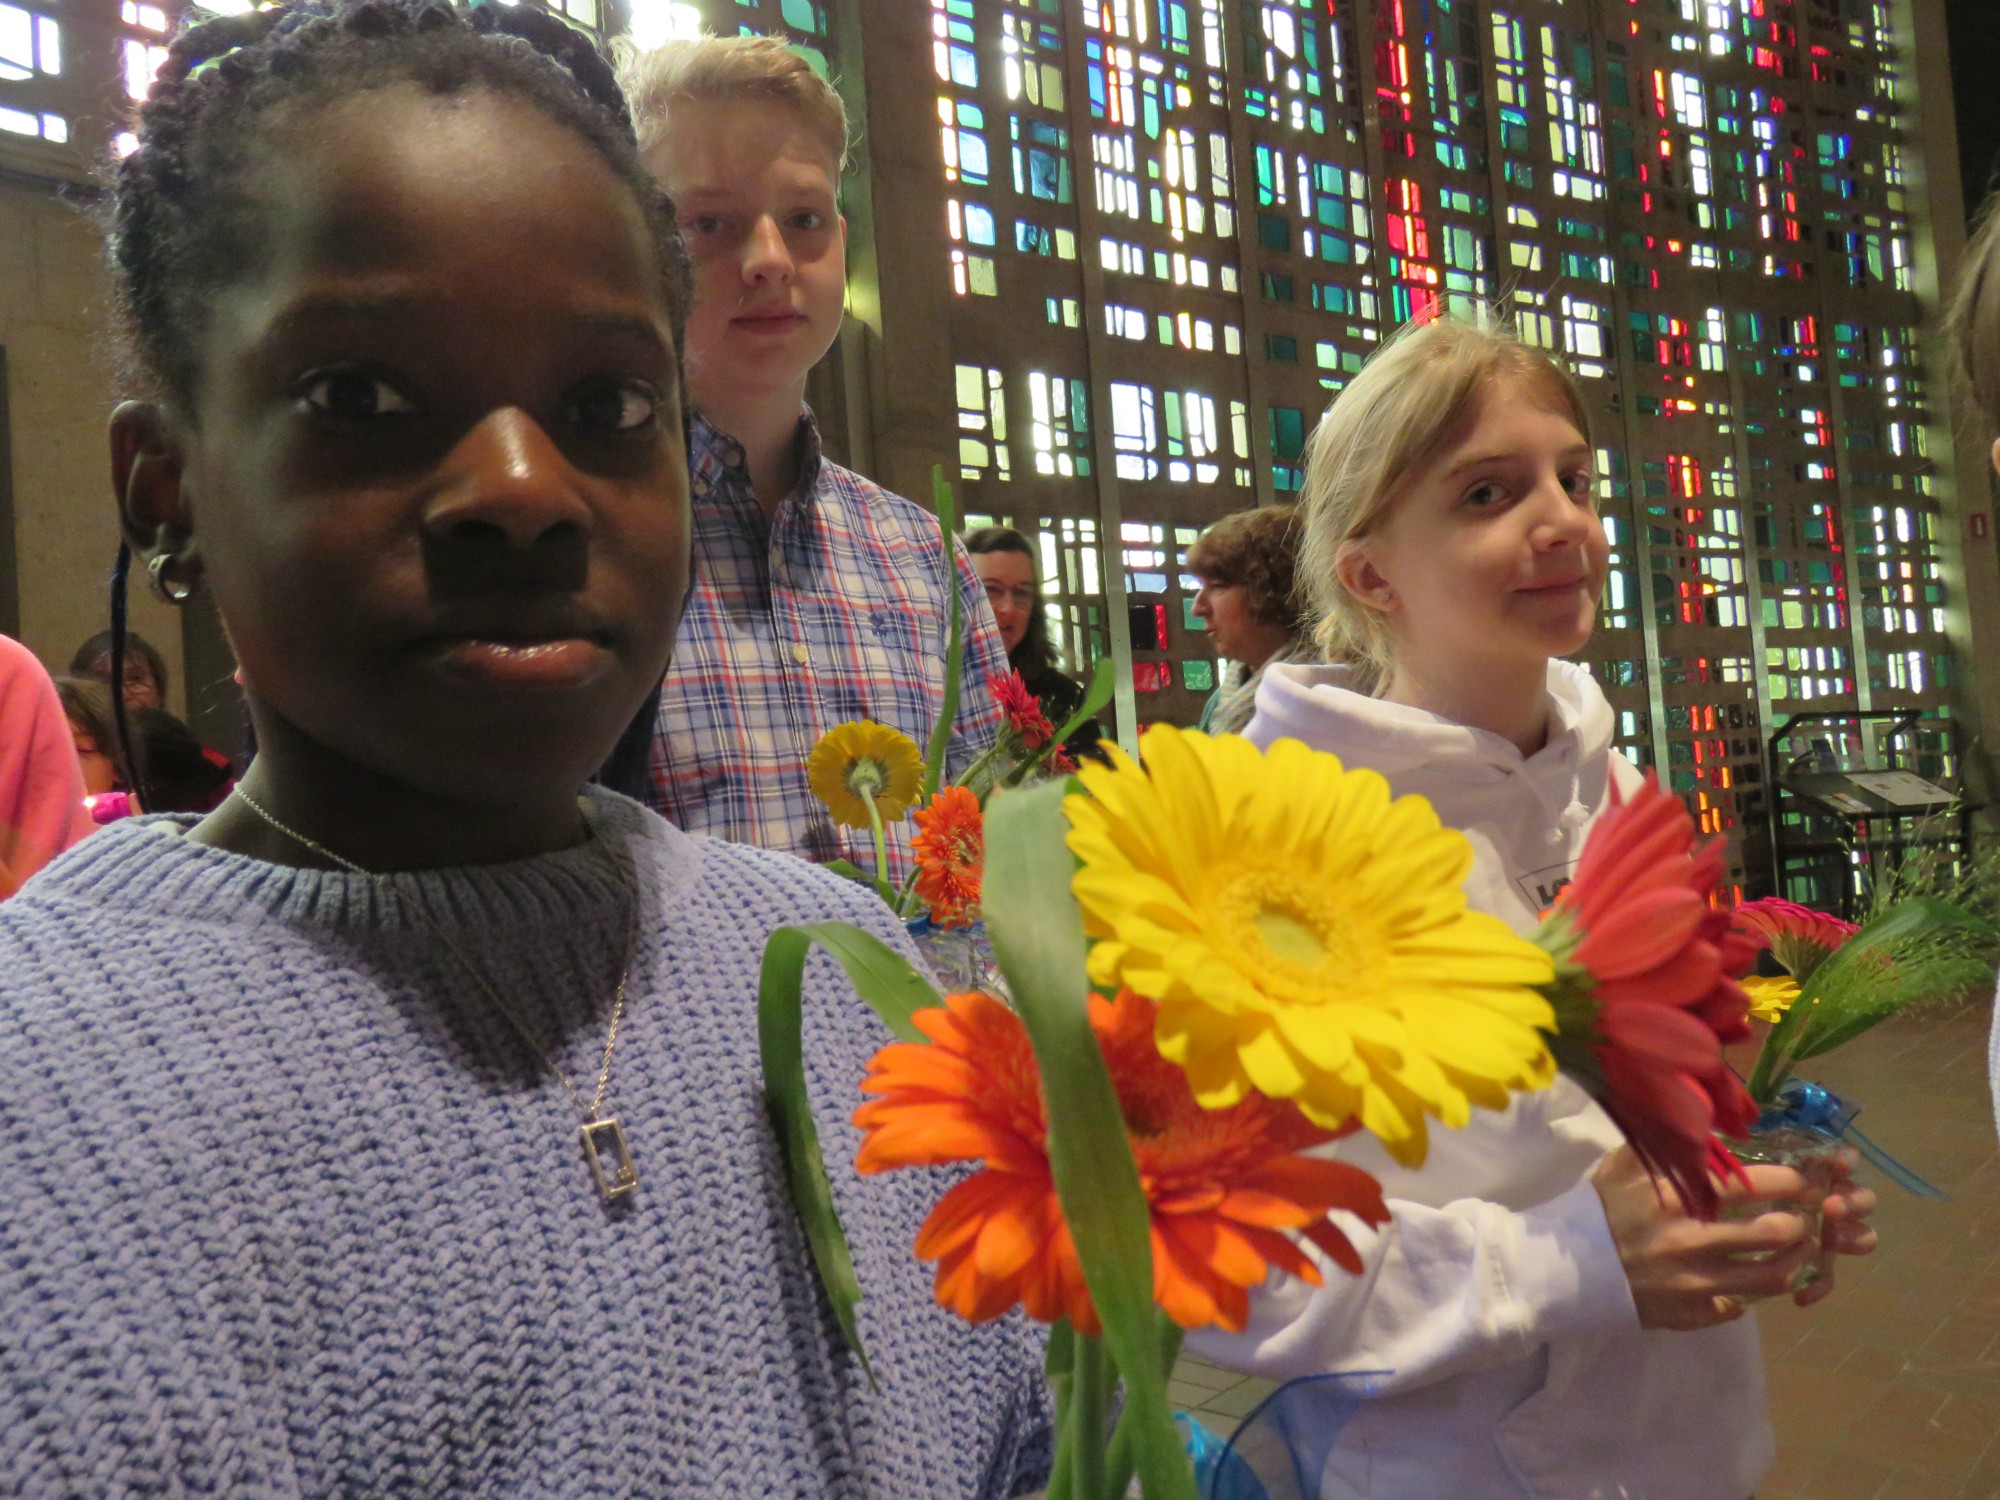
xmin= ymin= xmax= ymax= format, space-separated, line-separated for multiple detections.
xmin=581 ymin=1117 xmax=640 ymax=1202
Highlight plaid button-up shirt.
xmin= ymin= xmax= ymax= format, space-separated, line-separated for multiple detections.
xmin=646 ymin=412 xmax=1008 ymax=883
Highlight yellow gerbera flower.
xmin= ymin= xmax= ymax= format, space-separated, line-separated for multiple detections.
xmin=807 ymin=721 xmax=925 ymax=829
xmin=1065 ymin=726 xmax=1557 ymax=1168
xmin=1741 ymin=973 xmax=1801 ymax=1024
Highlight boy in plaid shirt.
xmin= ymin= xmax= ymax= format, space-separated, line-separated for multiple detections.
xmin=618 ymin=36 xmax=1007 ymax=882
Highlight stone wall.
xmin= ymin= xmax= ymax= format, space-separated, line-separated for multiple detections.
xmin=0 ymin=172 xmax=185 ymax=711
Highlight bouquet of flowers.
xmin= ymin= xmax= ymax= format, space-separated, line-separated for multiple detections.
xmin=758 ymin=733 xmax=1765 ymax=1498
xmin=1725 ymin=867 xmax=1999 ymax=1206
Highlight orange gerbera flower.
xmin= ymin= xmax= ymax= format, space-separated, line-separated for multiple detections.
xmin=911 ymin=786 xmax=984 ymax=927
xmin=854 ymin=988 xmax=1389 ymax=1335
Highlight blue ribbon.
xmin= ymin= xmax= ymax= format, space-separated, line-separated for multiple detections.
xmin=1180 ymin=1372 xmax=1384 ymax=1500
xmin=1178 ymin=1413 xmax=1253 ymax=1496
xmin=1755 ymin=1078 xmax=1946 ymax=1200
xmin=902 ymin=914 xmax=989 ymax=942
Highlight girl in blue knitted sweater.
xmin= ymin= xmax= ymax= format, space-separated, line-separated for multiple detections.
xmin=0 ymin=4 xmax=1048 ymax=1493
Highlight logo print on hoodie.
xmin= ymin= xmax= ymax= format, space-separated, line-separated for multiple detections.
xmin=1517 ymin=860 xmax=1578 ymax=914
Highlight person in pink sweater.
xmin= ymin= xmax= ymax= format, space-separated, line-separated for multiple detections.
xmin=0 ymin=635 xmax=93 ymax=898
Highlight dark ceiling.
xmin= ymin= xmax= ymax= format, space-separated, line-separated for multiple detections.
xmin=1949 ymin=0 xmax=2000 ymax=215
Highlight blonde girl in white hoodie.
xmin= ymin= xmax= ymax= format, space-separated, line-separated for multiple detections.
xmin=1185 ymin=316 xmax=1878 ymax=1500
xmin=1943 ymin=200 xmax=2000 ymax=1148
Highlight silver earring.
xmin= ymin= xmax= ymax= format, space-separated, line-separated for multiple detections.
xmin=147 ymin=551 xmax=193 ymax=605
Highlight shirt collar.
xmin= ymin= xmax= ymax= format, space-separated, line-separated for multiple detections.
xmin=689 ymin=406 xmax=825 ymax=513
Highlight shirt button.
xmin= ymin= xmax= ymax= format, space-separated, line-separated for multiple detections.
xmin=769 ymin=545 xmax=783 ymax=569
xmin=791 ymin=644 xmax=810 ymax=666
xmin=692 ymin=478 xmax=709 ymax=497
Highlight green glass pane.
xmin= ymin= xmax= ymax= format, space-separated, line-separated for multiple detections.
xmin=779 ymin=0 xmax=824 ymax=34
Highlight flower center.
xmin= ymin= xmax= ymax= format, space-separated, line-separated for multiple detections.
xmin=1108 ymin=1052 xmax=1196 ymax=1142
xmin=1216 ymin=865 xmax=1367 ymax=1002
xmin=1254 ymin=909 xmax=1326 ymax=967
xmin=1119 ymin=1094 xmax=1173 ymax=1139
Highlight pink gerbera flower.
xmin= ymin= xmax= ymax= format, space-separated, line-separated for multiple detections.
xmin=1539 ymin=776 xmax=1759 ymax=1219
xmin=993 ymin=670 xmax=1055 ymax=751
xmin=1731 ymin=897 xmax=1857 ymax=981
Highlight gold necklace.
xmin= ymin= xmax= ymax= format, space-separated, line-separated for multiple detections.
xmin=233 ymin=787 xmax=640 ymax=1203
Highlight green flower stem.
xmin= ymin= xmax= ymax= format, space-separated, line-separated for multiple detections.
xmin=1002 ymin=735 xmax=1060 ymax=789
xmin=922 ymin=465 xmax=964 ymax=801
xmin=1044 ymin=1318 xmax=1078 ymax=1500
xmin=1744 ymin=1028 xmax=1785 ymax=1106
xmin=1045 ymin=1385 xmax=1076 ymax=1500
xmin=893 ymin=864 xmax=924 ymax=921
xmin=862 ymin=788 xmax=891 ymax=896
xmin=1746 ymin=1009 xmax=1807 ymax=1107
xmin=951 ymin=740 xmax=1010 ymax=798
xmin=1068 ymin=1332 xmax=1111 ymax=1500
xmin=1103 ymin=1318 xmax=1184 ymax=1500
xmin=1045 ymin=1431 xmax=1075 ymax=1500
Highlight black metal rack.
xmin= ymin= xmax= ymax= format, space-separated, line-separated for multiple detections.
xmin=1765 ymin=710 xmax=1975 ymax=921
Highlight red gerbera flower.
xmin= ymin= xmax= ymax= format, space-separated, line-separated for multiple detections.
xmin=1539 ymin=776 xmax=1758 ymax=1220
xmin=911 ymin=786 xmax=983 ymax=928
xmin=1048 ymin=746 xmax=1079 ymax=778
xmin=994 ymin=670 xmax=1055 ymax=751
xmin=1731 ymin=896 xmax=1857 ymax=981
xmin=854 ymin=989 xmax=1389 ymax=1334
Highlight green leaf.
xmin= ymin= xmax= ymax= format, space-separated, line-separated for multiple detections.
xmin=757 ymin=921 xmax=943 ymax=1381
xmin=1007 ymin=657 xmax=1121 ymax=788
xmin=923 ymin=465 xmax=965 ymax=802
xmin=811 ymin=923 xmax=944 ymax=1042
xmin=823 ymin=858 xmax=892 ymax=904
xmin=982 ymin=783 xmax=1199 ymax=1500
xmin=1749 ymin=895 xmax=2000 ymax=1100
xmin=1053 ymin=656 xmax=1117 ymax=747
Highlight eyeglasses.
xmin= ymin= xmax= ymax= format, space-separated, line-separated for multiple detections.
xmin=983 ymin=583 xmax=1038 ymax=610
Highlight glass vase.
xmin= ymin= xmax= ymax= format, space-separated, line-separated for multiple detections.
xmin=904 ymin=915 xmax=1004 ymax=996
xmin=1721 ymin=1124 xmax=1841 ymax=1298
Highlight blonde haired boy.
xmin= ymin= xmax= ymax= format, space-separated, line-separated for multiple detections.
xmin=617 ymin=36 xmax=1008 ymax=880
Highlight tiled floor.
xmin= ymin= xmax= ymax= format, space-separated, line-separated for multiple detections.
xmin=1758 ymin=1002 xmax=2000 ymax=1500
xmin=1171 ymin=1002 xmax=2000 ymax=1499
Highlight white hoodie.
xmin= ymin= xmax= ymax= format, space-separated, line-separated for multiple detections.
xmin=1183 ymin=659 xmax=1771 ymax=1500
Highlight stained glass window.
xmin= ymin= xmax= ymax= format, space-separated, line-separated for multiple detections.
xmin=0 ymin=0 xmax=1971 ymax=894
xmin=0 ymin=0 xmax=71 ymax=150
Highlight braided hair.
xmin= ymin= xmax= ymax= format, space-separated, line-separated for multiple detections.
xmin=108 ymin=0 xmax=691 ymax=410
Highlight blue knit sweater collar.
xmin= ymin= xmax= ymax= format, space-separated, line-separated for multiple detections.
xmin=35 ymin=786 xmax=698 ymax=936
